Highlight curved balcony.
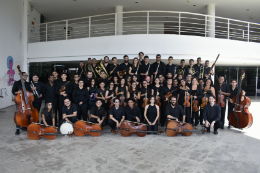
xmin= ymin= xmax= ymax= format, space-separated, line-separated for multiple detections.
xmin=29 ymin=11 xmax=260 ymax=43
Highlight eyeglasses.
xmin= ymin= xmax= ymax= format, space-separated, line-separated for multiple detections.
xmin=22 ymin=75 xmax=28 ymax=77
xmin=79 ymin=82 xmax=84 ymax=84
xmin=48 ymin=103 xmax=52 ymax=106
xmin=64 ymin=101 xmax=70 ymax=104
xmin=74 ymin=76 xmax=79 ymax=78
xmin=110 ymin=84 xmax=114 ymax=85
xmin=115 ymin=101 xmax=119 ymax=103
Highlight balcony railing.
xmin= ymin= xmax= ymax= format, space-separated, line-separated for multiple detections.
xmin=29 ymin=11 xmax=260 ymax=43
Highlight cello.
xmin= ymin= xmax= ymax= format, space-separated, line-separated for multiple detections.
xmin=13 ymin=65 xmax=39 ymax=127
xmin=217 ymin=85 xmax=225 ymax=107
xmin=74 ymin=120 xmax=103 ymax=137
xmin=229 ymin=71 xmax=253 ymax=129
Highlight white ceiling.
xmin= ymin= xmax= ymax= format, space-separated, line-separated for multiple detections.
xmin=30 ymin=0 xmax=260 ymax=23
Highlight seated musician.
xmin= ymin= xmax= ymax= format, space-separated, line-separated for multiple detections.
xmin=165 ymin=96 xmax=186 ymax=125
xmin=203 ymin=95 xmax=222 ymax=135
xmin=90 ymin=99 xmax=106 ymax=127
xmin=125 ymin=98 xmax=142 ymax=123
xmin=108 ymin=98 xmax=125 ymax=131
xmin=60 ymin=98 xmax=77 ymax=126
xmin=41 ymin=102 xmax=55 ymax=127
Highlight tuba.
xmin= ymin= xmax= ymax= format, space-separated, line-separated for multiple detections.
xmin=95 ymin=60 xmax=109 ymax=78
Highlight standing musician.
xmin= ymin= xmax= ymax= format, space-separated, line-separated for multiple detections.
xmin=72 ymin=79 xmax=89 ymax=121
xmin=87 ymin=78 xmax=97 ymax=120
xmin=110 ymin=57 xmax=119 ymax=77
xmin=138 ymin=52 xmax=145 ymax=65
xmin=166 ymin=56 xmax=177 ymax=79
xmin=72 ymin=74 xmax=79 ymax=90
xmin=125 ymin=98 xmax=142 ymax=123
xmin=30 ymin=73 xmax=44 ymax=112
xmin=60 ymin=98 xmax=77 ymax=126
xmin=144 ymin=96 xmax=160 ymax=134
xmin=12 ymin=71 xmax=31 ymax=135
xmin=160 ymin=78 xmax=177 ymax=127
xmin=52 ymin=70 xmax=61 ymax=86
xmin=118 ymin=55 xmax=131 ymax=79
xmin=139 ymin=80 xmax=152 ymax=121
xmin=177 ymin=59 xmax=189 ymax=79
xmin=41 ymin=102 xmax=55 ymax=127
xmin=204 ymin=60 xmax=214 ymax=81
xmin=108 ymin=98 xmax=125 ymax=131
xmin=105 ymin=81 xmax=116 ymax=110
xmin=78 ymin=61 xmax=85 ymax=79
xmin=91 ymin=58 xmax=99 ymax=79
xmin=103 ymin=56 xmax=111 ymax=78
xmin=43 ymin=74 xmax=58 ymax=126
xmin=152 ymin=54 xmax=166 ymax=80
xmin=203 ymin=95 xmax=222 ymax=135
xmin=177 ymin=79 xmax=191 ymax=123
xmin=83 ymin=71 xmax=93 ymax=87
xmin=90 ymin=99 xmax=106 ymax=127
xmin=129 ymin=57 xmax=140 ymax=77
xmin=188 ymin=59 xmax=198 ymax=78
xmin=127 ymin=82 xmax=140 ymax=106
xmin=165 ymin=96 xmax=186 ymax=125
xmin=186 ymin=73 xmax=192 ymax=89
xmin=193 ymin=57 xmax=204 ymax=78
xmin=139 ymin=55 xmax=153 ymax=83
xmin=115 ymin=78 xmax=128 ymax=104
xmin=55 ymin=72 xmax=72 ymax=122
xmin=97 ymin=70 xmax=109 ymax=88
xmin=87 ymin=58 xmax=92 ymax=66
xmin=198 ymin=78 xmax=204 ymax=125
xmin=214 ymin=76 xmax=231 ymax=129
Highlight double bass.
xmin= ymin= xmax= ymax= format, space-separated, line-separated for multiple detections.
xmin=13 ymin=65 xmax=39 ymax=127
xmin=229 ymin=71 xmax=253 ymax=129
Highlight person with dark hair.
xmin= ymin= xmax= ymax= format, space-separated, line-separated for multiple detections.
xmin=12 ymin=72 xmax=31 ymax=135
xmin=52 ymin=70 xmax=61 ymax=85
xmin=97 ymin=70 xmax=109 ymax=88
xmin=138 ymin=52 xmax=145 ymax=65
xmin=177 ymin=74 xmax=183 ymax=85
xmin=139 ymin=80 xmax=152 ymax=121
xmin=139 ymin=55 xmax=153 ymax=82
xmin=72 ymin=79 xmax=89 ymax=121
xmin=204 ymin=60 xmax=213 ymax=80
xmin=188 ymin=59 xmax=198 ymax=78
xmin=112 ymin=75 xmax=119 ymax=89
xmin=90 ymin=100 xmax=106 ymax=127
xmin=87 ymin=78 xmax=97 ymax=120
xmin=91 ymin=58 xmax=99 ymax=78
xmin=194 ymin=57 xmax=204 ymax=78
xmin=126 ymin=75 xmax=132 ymax=90
xmin=198 ymin=78 xmax=205 ymax=125
xmin=30 ymin=73 xmax=44 ymax=112
xmin=108 ymin=98 xmax=125 ymax=131
xmin=166 ymin=56 xmax=177 ymax=79
xmin=186 ymin=73 xmax=192 ymax=89
xmin=158 ymin=74 xmax=166 ymax=87
xmin=60 ymin=98 xmax=77 ymax=126
xmin=72 ymin=74 xmax=79 ymax=91
xmin=55 ymin=72 xmax=72 ymax=122
xmin=118 ymin=55 xmax=131 ymax=79
xmin=103 ymin=56 xmax=111 ymax=78
xmin=110 ymin=57 xmax=119 ymax=77
xmin=165 ymin=96 xmax=186 ymax=124
xmin=83 ymin=71 xmax=93 ymax=87
xmin=78 ymin=61 xmax=85 ymax=79
xmin=41 ymin=102 xmax=55 ymax=126
xmin=152 ymin=54 xmax=166 ymax=80
xmin=177 ymin=59 xmax=189 ymax=79
xmin=144 ymin=96 xmax=160 ymax=134
xmin=129 ymin=57 xmax=139 ymax=77
xmin=132 ymin=75 xmax=140 ymax=90
xmin=125 ymin=98 xmax=142 ymax=122
xmin=115 ymin=78 xmax=128 ymax=103
xmin=105 ymin=81 xmax=116 ymax=110
xmin=127 ymin=81 xmax=140 ymax=107
xmin=203 ymin=95 xmax=222 ymax=135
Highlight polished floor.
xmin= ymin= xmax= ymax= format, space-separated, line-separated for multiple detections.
xmin=0 ymin=97 xmax=259 ymax=173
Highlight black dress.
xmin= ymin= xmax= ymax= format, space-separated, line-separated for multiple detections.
xmin=146 ymin=105 xmax=158 ymax=133
xmin=129 ymin=89 xmax=139 ymax=107
xmin=41 ymin=112 xmax=53 ymax=126
xmin=118 ymin=85 xmax=127 ymax=98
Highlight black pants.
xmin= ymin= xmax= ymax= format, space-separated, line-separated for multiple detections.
xmin=125 ymin=116 xmax=143 ymax=123
xmin=146 ymin=121 xmax=158 ymax=134
xmin=180 ymin=105 xmax=191 ymax=124
xmin=200 ymin=108 xmax=204 ymax=125
xmin=33 ymin=102 xmax=42 ymax=113
xmin=76 ymin=103 xmax=88 ymax=121
xmin=192 ymin=111 xmax=199 ymax=126
xmin=90 ymin=118 xmax=107 ymax=127
xmin=227 ymin=102 xmax=233 ymax=124
xmin=206 ymin=120 xmax=223 ymax=132
xmin=160 ymin=101 xmax=168 ymax=127
xmin=108 ymin=119 xmax=121 ymax=130
xmin=220 ymin=106 xmax=226 ymax=127
xmin=58 ymin=100 xmax=65 ymax=122
xmin=59 ymin=116 xmax=77 ymax=126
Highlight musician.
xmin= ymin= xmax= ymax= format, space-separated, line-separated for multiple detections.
xmin=108 ymin=98 xmax=125 ymax=131
xmin=83 ymin=71 xmax=93 ymax=87
xmin=12 ymin=72 xmax=31 ymax=135
xmin=118 ymin=55 xmax=131 ymax=78
xmin=95 ymin=80 xmax=107 ymax=112
xmin=204 ymin=60 xmax=213 ymax=80
xmin=30 ymin=73 xmax=44 ymax=112
xmin=125 ymin=98 xmax=142 ymax=122
xmin=186 ymin=73 xmax=192 ymax=89
xmin=152 ymin=54 xmax=166 ymax=80
xmin=158 ymin=74 xmax=166 ymax=87
xmin=177 ymin=74 xmax=183 ymax=85
xmin=214 ymin=76 xmax=231 ymax=129
xmin=112 ymin=75 xmax=119 ymax=89
xmin=41 ymin=102 xmax=55 ymax=127
xmin=188 ymin=59 xmax=198 ymax=78
xmin=97 ymin=70 xmax=109 ymax=88
xmin=166 ymin=56 xmax=177 ymax=79
xmin=78 ymin=61 xmax=85 ymax=79
xmin=127 ymin=82 xmax=140 ymax=107
xmin=132 ymin=75 xmax=140 ymax=90
xmin=165 ymin=96 xmax=186 ymax=124
xmin=126 ymin=76 xmax=132 ymax=90
xmin=177 ymin=79 xmax=191 ymax=123
xmin=177 ymin=59 xmax=188 ymax=79
xmin=139 ymin=80 xmax=152 ymax=112
xmin=116 ymin=77 xmax=128 ymax=102
xmin=72 ymin=79 xmax=89 ymax=121
xmin=193 ymin=57 xmax=203 ymax=78
xmin=129 ymin=57 xmax=139 ymax=77
xmin=91 ymin=58 xmax=99 ymax=79
xmin=103 ymin=56 xmax=111 ymax=76
xmin=204 ymin=79 xmax=215 ymax=97
xmin=144 ymin=96 xmax=160 ymax=134
xmin=166 ymin=72 xmax=173 ymax=80
xmin=198 ymin=78 xmax=205 ymax=125
xmin=87 ymin=78 xmax=97 ymax=120
xmin=52 ymin=70 xmax=61 ymax=85
xmin=60 ymin=98 xmax=77 ymax=126
xmin=151 ymin=77 xmax=161 ymax=96
xmin=173 ymin=78 xmax=179 ymax=88
xmin=139 ymin=55 xmax=153 ymax=82
xmin=55 ymin=72 xmax=72 ymax=122
xmin=160 ymin=78 xmax=177 ymax=127
xmin=110 ymin=57 xmax=119 ymax=77
xmin=90 ymin=99 xmax=106 ymax=127
xmin=105 ymin=81 xmax=116 ymax=110
xmin=138 ymin=52 xmax=145 ymax=65
xmin=203 ymin=95 xmax=222 ymax=135
xmin=72 ymin=74 xmax=79 ymax=90
xmin=87 ymin=58 xmax=92 ymax=66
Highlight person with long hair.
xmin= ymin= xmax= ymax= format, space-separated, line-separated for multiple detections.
xmin=87 ymin=78 xmax=97 ymax=120
xmin=112 ymin=75 xmax=119 ymax=89
xmin=41 ymin=102 xmax=55 ymax=126
xmin=129 ymin=57 xmax=139 ymax=76
xmin=204 ymin=78 xmax=215 ymax=97
xmin=105 ymin=81 xmax=116 ymax=110
xmin=127 ymin=82 xmax=140 ymax=107
xmin=177 ymin=74 xmax=183 ymax=85
xmin=132 ymin=75 xmax=140 ymax=90
xmin=126 ymin=76 xmax=132 ymax=91
xmin=144 ymin=96 xmax=160 ymax=134
xmin=115 ymin=78 xmax=128 ymax=104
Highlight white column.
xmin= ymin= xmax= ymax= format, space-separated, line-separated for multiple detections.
xmin=22 ymin=0 xmax=29 ymax=74
xmin=207 ymin=4 xmax=215 ymax=38
xmin=115 ymin=6 xmax=123 ymax=35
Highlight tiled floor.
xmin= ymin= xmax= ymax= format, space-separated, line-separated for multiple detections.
xmin=0 ymin=97 xmax=259 ymax=173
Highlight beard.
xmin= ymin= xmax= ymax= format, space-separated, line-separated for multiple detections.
xmin=124 ymin=60 xmax=129 ymax=63
xmin=171 ymin=102 xmax=176 ymax=106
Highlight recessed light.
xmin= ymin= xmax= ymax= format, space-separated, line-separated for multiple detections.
xmin=193 ymin=5 xmax=196 ymax=6
xmin=135 ymin=2 xmax=138 ymax=3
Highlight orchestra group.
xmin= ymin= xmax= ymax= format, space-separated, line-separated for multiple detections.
xmin=12 ymin=52 xmax=248 ymax=136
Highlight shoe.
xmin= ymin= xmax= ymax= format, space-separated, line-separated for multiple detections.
xmin=220 ymin=126 xmax=224 ymax=129
xmin=15 ymin=129 xmax=20 ymax=135
xmin=207 ymin=129 xmax=210 ymax=133
xmin=200 ymin=122 xmax=203 ymax=125
xmin=214 ymin=131 xmax=218 ymax=135
xmin=21 ymin=127 xmax=27 ymax=131
xmin=228 ymin=125 xmax=231 ymax=129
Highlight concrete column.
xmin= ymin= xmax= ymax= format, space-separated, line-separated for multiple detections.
xmin=22 ymin=0 xmax=28 ymax=75
xmin=115 ymin=6 xmax=123 ymax=35
xmin=207 ymin=4 xmax=215 ymax=38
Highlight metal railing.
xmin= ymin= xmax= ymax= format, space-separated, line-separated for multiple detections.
xmin=29 ymin=11 xmax=260 ymax=43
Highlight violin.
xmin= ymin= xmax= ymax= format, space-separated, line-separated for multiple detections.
xmin=133 ymin=91 xmax=138 ymax=107
xmin=119 ymin=89 xmax=127 ymax=107
xmin=183 ymin=89 xmax=190 ymax=108
xmin=192 ymin=93 xmax=199 ymax=112
xmin=217 ymin=85 xmax=225 ymax=107
xmin=27 ymin=123 xmax=73 ymax=140
xmin=155 ymin=91 xmax=161 ymax=107
xmin=163 ymin=88 xmax=177 ymax=101
xmin=13 ymin=65 xmax=39 ymax=127
xmin=142 ymin=89 xmax=149 ymax=108
xmin=200 ymin=92 xmax=208 ymax=108
xmin=109 ymin=92 xmax=115 ymax=109
xmin=119 ymin=70 xmax=127 ymax=77
xmin=119 ymin=121 xmax=163 ymax=137
xmin=59 ymin=81 xmax=70 ymax=92
xmin=74 ymin=120 xmax=103 ymax=137
xmin=229 ymin=71 xmax=253 ymax=129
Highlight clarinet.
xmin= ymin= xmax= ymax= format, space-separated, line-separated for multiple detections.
xmin=30 ymin=81 xmax=39 ymax=97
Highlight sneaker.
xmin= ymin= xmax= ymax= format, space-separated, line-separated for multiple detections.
xmin=15 ymin=129 xmax=20 ymax=135
xmin=214 ymin=131 xmax=218 ymax=135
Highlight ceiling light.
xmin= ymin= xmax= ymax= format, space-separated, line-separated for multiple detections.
xmin=193 ymin=5 xmax=196 ymax=6
xmin=135 ymin=2 xmax=138 ymax=3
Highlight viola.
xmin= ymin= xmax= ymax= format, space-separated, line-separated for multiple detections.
xmin=183 ymin=89 xmax=190 ymax=108
xmin=192 ymin=93 xmax=199 ymax=112
xmin=163 ymin=88 xmax=177 ymax=101
xmin=27 ymin=123 xmax=73 ymax=140
xmin=13 ymin=65 xmax=39 ymax=127
xmin=200 ymin=93 xmax=208 ymax=108
xmin=119 ymin=89 xmax=127 ymax=107
xmin=74 ymin=120 xmax=103 ymax=137
xmin=217 ymin=85 xmax=225 ymax=107
xmin=109 ymin=92 xmax=115 ymax=109
xmin=229 ymin=71 xmax=253 ymax=129
xmin=59 ymin=81 xmax=70 ymax=92
xmin=119 ymin=70 xmax=126 ymax=77
xmin=133 ymin=91 xmax=138 ymax=107
xmin=142 ymin=89 xmax=149 ymax=108
xmin=155 ymin=91 xmax=161 ymax=107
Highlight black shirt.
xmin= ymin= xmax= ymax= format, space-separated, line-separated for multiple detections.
xmin=165 ymin=104 xmax=186 ymax=119
xmin=62 ymin=103 xmax=77 ymax=115
xmin=77 ymin=67 xmax=85 ymax=79
xmin=109 ymin=105 xmax=125 ymax=120
xmin=203 ymin=103 xmax=221 ymax=122
xmin=124 ymin=105 xmax=142 ymax=119
xmin=193 ymin=64 xmax=203 ymax=77
xmin=97 ymin=78 xmax=109 ymax=89
xmin=214 ymin=83 xmax=230 ymax=102
xmin=139 ymin=63 xmax=153 ymax=81
xmin=110 ymin=64 xmax=119 ymax=77
xmin=160 ymin=86 xmax=178 ymax=102
xmin=104 ymin=63 xmax=111 ymax=76
xmin=166 ymin=64 xmax=177 ymax=78
xmin=43 ymin=82 xmax=57 ymax=103
xmin=91 ymin=106 xmax=105 ymax=119
xmin=119 ymin=62 xmax=132 ymax=76
xmin=152 ymin=61 xmax=166 ymax=77
xmin=188 ymin=65 xmax=199 ymax=78
xmin=30 ymin=81 xmax=44 ymax=103
xmin=140 ymin=87 xmax=152 ymax=101
xmin=55 ymin=80 xmax=72 ymax=100
xmin=12 ymin=80 xmax=31 ymax=95
xmin=53 ymin=78 xmax=61 ymax=86
xmin=72 ymin=87 xmax=89 ymax=104
xmin=177 ymin=66 xmax=189 ymax=78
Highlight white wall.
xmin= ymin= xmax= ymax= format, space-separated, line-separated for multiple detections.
xmin=28 ymin=34 xmax=260 ymax=66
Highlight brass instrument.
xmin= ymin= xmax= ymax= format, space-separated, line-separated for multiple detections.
xmin=189 ymin=66 xmax=196 ymax=76
xmin=95 ymin=60 xmax=109 ymax=78
xmin=110 ymin=65 xmax=117 ymax=75
xmin=199 ymin=64 xmax=204 ymax=78
xmin=100 ymin=93 xmax=107 ymax=103
xmin=177 ymin=68 xmax=185 ymax=75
